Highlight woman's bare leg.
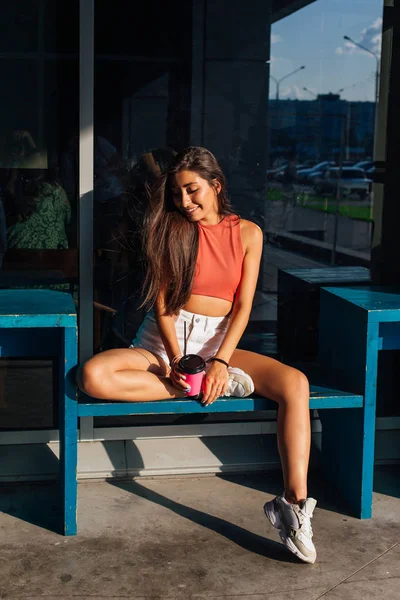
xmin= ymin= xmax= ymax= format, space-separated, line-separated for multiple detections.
xmin=78 ymin=348 xmax=184 ymax=401
xmin=79 ymin=346 xmax=310 ymax=501
xmin=230 ymin=349 xmax=310 ymax=504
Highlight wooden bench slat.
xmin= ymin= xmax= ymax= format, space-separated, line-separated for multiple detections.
xmin=78 ymin=385 xmax=363 ymax=417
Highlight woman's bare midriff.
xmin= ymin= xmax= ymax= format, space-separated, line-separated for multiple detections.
xmin=183 ymin=294 xmax=232 ymax=317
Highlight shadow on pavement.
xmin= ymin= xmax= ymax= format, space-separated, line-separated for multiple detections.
xmin=0 ymin=480 xmax=62 ymax=534
xmin=373 ymin=465 xmax=400 ymax=499
xmin=108 ymin=476 xmax=300 ymax=564
xmin=214 ymin=470 xmax=356 ymax=518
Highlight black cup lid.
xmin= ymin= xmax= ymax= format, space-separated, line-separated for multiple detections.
xmin=178 ymin=354 xmax=206 ymax=374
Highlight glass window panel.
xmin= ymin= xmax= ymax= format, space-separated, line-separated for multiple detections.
xmin=43 ymin=0 xmax=79 ymax=54
xmin=93 ymin=0 xmax=387 ymax=426
xmin=0 ymin=360 xmax=55 ymax=430
xmin=0 ymin=2 xmax=78 ymax=430
xmin=0 ymin=1 xmax=39 ymax=53
xmin=0 ymin=59 xmax=39 ymax=155
xmin=94 ymin=1 xmax=190 ymax=58
xmin=267 ymin=0 xmax=382 ymax=277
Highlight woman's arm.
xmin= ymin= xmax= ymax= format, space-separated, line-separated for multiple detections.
xmin=215 ymin=220 xmax=263 ymax=363
xmin=201 ymin=220 xmax=263 ymax=405
xmin=154 ymin=291 xmax=190 ymax=391
xmin=155 ymin=292 xmax=182 ymax=362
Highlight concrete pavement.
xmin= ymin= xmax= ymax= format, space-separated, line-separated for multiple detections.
xmin=0 ymin=466 xmax=399 ymax=599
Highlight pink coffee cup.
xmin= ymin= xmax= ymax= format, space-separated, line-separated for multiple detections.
xmin=178 ymin=354 xmax=206 ymax=399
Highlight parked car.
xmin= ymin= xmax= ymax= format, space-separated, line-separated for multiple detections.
xmin=297 ymin=161 xmax=336 ymax=183
xmin=268 ymin=163 xmax=308 ymax=183
xmin=267 ymin=164 xmax=287 ymax=181
xmin=313 ymin=167 xmax=372 ymax=199
xmin=354 ymin=160 xmax=375 ymax=172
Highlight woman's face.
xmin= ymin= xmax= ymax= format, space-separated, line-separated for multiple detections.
xmin=171 ymin=170 xmax=221 ymax=223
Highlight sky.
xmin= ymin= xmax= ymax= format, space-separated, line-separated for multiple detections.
xmin=270 ymin=0 xmax=383 ymax=102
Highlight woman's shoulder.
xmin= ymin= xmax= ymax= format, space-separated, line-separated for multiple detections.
xmin=239 ymin=217 xmax=263 ymax=237
xmin=238 ymin=218 xmax=263 ymax=252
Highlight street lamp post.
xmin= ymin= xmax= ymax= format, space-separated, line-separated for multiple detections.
xmin=338 ymin=78 xmax=376 ymax=159
xmin=302 ymin=87 xmax=322 ymax=160
xmin=343 ymin=35 xmax=381 ymax=162
xmin=343 ymin=35 xmax=380 ymax=106
xmin=270 ymin=65 xmax=305 ymax=100
xmin=303 ymin=86 xmax=317 ymax=99
xmin=337 ymin=86 xmax=352 ymax=160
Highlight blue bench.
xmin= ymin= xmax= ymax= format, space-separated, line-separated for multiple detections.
xmin=0 ymin=290 xmax=77 ymax=535
xmin=0 ymin=290 xmax=373 ymax=536
xmin=318 ymin=285 xmax=400 ymax=525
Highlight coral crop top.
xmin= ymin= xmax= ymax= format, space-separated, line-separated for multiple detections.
xmin=191 ymin=214 xmax=244 ymax=303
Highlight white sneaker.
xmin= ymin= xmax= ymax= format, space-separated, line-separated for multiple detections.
xmin=224 ymin=367 xmax=255 ymax=397
xmin=264 ymin=495 xmax=317 ymax=564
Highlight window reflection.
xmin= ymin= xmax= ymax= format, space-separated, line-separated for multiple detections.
xmin=92 ymin=0 xmax=384 ymax=427
xmin=92 ymin=0 xmax=384 ymax=354
xmin=0 ymin=0 xmax=78 ymax=430
xmin=2 ymin=154 xmax=70 ymax=252
xmin=0 ymin=42 xmax=78 ymax=290
xmin=267 ymin=1 xmax=381 ymax=255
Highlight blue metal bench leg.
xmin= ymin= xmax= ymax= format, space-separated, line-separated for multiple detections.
xmin=319 ymin=295 xmax=379 ymax=519
xmin=59 ymin=326 xmax=78 ymax=536
xmin=319 ymin=406 xmax=374 ymax=518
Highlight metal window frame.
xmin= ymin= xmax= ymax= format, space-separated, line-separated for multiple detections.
xmin=78 ymin=0 xmax=95 ymax=440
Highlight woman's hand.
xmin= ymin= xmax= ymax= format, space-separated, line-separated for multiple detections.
xmin=168 ymin=356 xmax=191 ymax=395
xmin=201 ymin=361 xmax=229 ymax=406
xmin=169 ymin=365 xmax=192 ymax=394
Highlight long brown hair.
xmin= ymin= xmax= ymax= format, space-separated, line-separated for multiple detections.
xmin=141 ymin=146 xmax=233 ymax=315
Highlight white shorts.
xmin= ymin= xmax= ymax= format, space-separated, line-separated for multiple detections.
xmin=130 ymin=309 xmax=230 ymax=365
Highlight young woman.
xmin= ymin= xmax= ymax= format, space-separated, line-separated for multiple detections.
xmin=78 ymin=146 xmax=317 ymax=564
